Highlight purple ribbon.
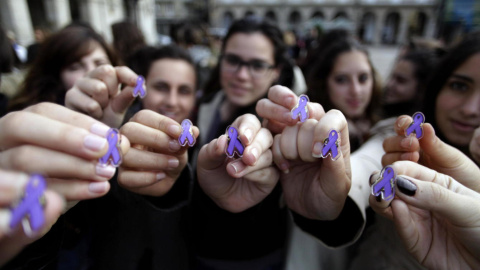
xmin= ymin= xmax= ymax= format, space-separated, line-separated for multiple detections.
xmin=99 ymin=128 xmax=122 ymax=167
xmin=178 ymin=119 xmax=196 ymax=147
xmin=291 ymin=95 xmax=309 ymax=123
xmin=225 ymin=126 xmax=244 ymax=158
xmin=405 ymin=112 xmax=425 ymax=139
xmin=371 ymin=166 xmax=396 ymax=201
xmin=132 ymin=75 xmax=146 ymax=98
xmin=322 ymin=130 xmax=339 ymax=160
xmin=10 ymin=174 xmax=46 ymax=231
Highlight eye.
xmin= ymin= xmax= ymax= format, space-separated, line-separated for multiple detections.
xmin=95 ymin=59 xmax=110 ymax=67
xmin=179 ymin=86 xmax=193 ymax=95
xmin=66 ymin=63 xmax=82 ymax=71
xmin=449 ymin=81 xmax=469 ymax=92
xmin=334 ymin=75 xmax=348 ymax=84
xmin=250 ymin=61 xmax=269 ymax=72
xmin=224 ymin=55 xmax=241 ymax=66
xmin=358 ymin=73 xmax=370 ymax=83
xmin=153 ymin=82 xmax=169 ymax=92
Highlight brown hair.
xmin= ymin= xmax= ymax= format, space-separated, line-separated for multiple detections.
xmin=8 ymin=26 xmax=118 ymax=111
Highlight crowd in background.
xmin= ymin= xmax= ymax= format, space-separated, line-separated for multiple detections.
xmin=0 ymin=15 xmax=480 ymax=270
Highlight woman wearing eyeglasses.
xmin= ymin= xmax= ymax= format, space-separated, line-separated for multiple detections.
xmin=191 ymin=17 xmax=296 ymax=269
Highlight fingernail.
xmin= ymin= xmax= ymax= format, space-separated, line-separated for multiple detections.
xmin=229 ymin=160 xmax=245 ymax=174
xmin=400 ymin=137 xmax=413 ymax=149
xmin=96 ymin=164 xmax=116 ymax=178
xmin=169 ymin=139 xmax=181 ymax=151
xmin=398 ymin=117 xmax=408 ymax=128
xmin=156 ymin=172 xmax=166 ymax=181
xmin=90 ymin=123 xmax=110 ymax=137
xmin=167 ymin=125 xmax=181 ymax=135
xmin=312 ymin=142 xmax=323 ymax=158
xmin=284 ymin=112 xmax=292 ymax=122
xmin=280 ymin=162 xmax=290 ymax=174
xmin=244 ymin=128 xmax=253 ymax=144
xmin=251 ymin=147 xmax=259 ymax=163
xmin=286 ymin=96 xmax=294 ymax=107
xmin=168 ymin=158 xmax=179 ymax=168
xmin=89 ymin=181 xmax=109 ymax=193
xmin=396 ymin=176 xmax=417 ymax=196
xmin=84 ymin=135 xmax=107 ymax=151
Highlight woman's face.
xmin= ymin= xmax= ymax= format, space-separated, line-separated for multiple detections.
xmin=141 ymin=59 xmax=196 ymax=123
xmin=60 ymin=41 xmax=110 ymax=90
xmin=384 ymin=60 xmax=417 ymax=104
xmin=435 ymin=53 xmax=480 ymax=147
xmin=220 ymin=32 xmax=280 ymax=107
xmin=327 ymin=50 xmax=373 ymax=119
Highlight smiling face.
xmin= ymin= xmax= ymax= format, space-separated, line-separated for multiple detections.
xmin=384 ymin=60 xmax=418 ymax=104
xmin=327 ymin=50 xmax=373 ymax=119
xmin=435 ymin=53 xmax=480 ymax=147
xmin=220 ymin=32 xmax=280 ymax=107
xmin=141 ymin=58 xmax=196 ymax=123
xmin=60 ymin=41 xmax=110 ymax=90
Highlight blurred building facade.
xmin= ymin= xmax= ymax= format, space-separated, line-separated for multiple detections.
xmin=210 ymin=0 xmax=440 ymax=45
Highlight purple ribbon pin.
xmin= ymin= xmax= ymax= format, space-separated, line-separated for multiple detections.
xmin=178 ymin=119 xmax=196 ymax=147
xmin=10 ymin=174 xmax=46 ymax=232
xmin=132 ymin=75 xmax=146 ymax=98
xmin=291 ymin=95 xmax=309 ymax=123
xmin=225 ymin=126 xmax=245 ymax=158
xmin=371 ymin=166 xmax=396 ymax=201
xmin=321 ymin=129 xmax=340 ymax=160
xmin=405 ymin=112 xmax=425 ymax=139
xmin=99 ymin=128 xmax=122 ymax=167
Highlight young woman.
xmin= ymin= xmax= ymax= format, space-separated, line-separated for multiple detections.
xmin=8 ymin=25 xmax=117 ymax=111
xmin=306 ymin=36 xmax=383 ymax=151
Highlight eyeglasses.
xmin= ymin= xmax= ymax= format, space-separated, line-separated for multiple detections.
xmin=221 ymin=54 xmax=275 ymax=78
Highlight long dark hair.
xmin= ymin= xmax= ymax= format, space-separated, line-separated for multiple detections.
xmin=8 ymin=25 xmax=117 ymax=111
xmin=423 ymin=31 xmax=480 ymax=146
xmin=201 ymin=16 xmax=294 ymax=102
xmin=306 ymin=37 xmax=382 ymax=124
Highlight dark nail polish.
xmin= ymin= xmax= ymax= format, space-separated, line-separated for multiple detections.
xmin=375 ymin=195 xmax=382 ymax=202
xmin=396 ymin=176 xmax=417 ymax=196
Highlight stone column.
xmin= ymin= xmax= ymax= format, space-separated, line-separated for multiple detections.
xmin=373 ymin=9 xmax=386 ymax=45
xmin=136 ymin=0 xmax=157 ymax=45
xmin=424 ymin=10 xmax=436 ymax=38
xmin=397 ymin=9 xmax=411 ymax=45
xmin=44 ymin=0 xmax=71 ymax=30
xmin=0 ymin=0 xmax=34 ymax=46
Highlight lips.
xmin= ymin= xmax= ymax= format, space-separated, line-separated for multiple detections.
xmin=451 ymin=119 xmax=478 ymax=132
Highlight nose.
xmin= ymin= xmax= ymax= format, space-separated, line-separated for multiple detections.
xmin=350 ymin=79 xmax=362 ymax=96
xmin=460 ymin=90 xmax=480 ymax=117
xmin=235 ymin=63 xmax=250 ymax=79
xmin=84 ymin=62 xmax=97 ymax=76
xmin=166 ymin=90 xmax=179 ymax=107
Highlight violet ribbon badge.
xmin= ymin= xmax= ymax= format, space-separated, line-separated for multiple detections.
xmin=178 ymin=119 xmax=196 ymax=147
xmin=10 ymin=174 xmax=46 ymax=232
xmin=99 ymin=128 xmax=122 ymax=167
xmin=405 ymin=112 xmax=425 ymax=139
xmin=225 ymin=126 xmax=244 ymax=158
xmin=291 ymin=94 xmax=309 ymax=123
xmin=132 ymin=75 xmax=146 ymax=98
xmin=321 ymin=129 xmax=340 ymax=160
xmin=371 ymin=166 xmax=396 ymax=201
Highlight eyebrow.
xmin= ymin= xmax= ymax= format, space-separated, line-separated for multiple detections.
xmin=450 ymin=74 xmax=474 ymax=83
xmin=224 ymin=53 xmax=270 ymax=63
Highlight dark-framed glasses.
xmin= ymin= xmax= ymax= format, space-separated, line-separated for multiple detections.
xmin=221 ymin=54 xmax=275 ymax=78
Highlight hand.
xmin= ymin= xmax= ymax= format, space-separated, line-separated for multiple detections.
xmin=196 ymin=114 xmax=279 ymax=212
xmin=382 ymin=115 xmax=480 ymax=192
xmin=255 ymin=85 xmax=324 ymax=135
xmin=369 ymin=160 xmax=480 ymax=270
xmin=469 ymin=127 xmax=480 ymax=164
xmin=65 ymin=65 xmax=141 ymax=128
xmin=273 ymin=109 xmax=351 ymax=220
xmin=0 ymin=170 xmax=65 ymax=267
xmin=117 ymin=110 xmax=199 ymax=196
xmin=0 ymin=103 xmax=130 ymax=203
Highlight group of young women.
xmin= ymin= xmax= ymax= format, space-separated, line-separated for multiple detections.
xmin=0 ymin=16 xmax=479 ymax=270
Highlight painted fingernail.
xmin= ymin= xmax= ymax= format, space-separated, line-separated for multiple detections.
xmin=96 ymin=164 xmax=116 ymax=178
xmin=169 ymin=139 xmax=181 ymax=151
xmin=156 ymin=172 xmax=166 ymax=181
xmin=84 ymin=135 xmax=107 ymax=151
xmin=244 ymin=128 xmax=253 ymax=144
xmin=398 ymin=117 xmax=408 ymax=128
xmin=312 ymin=142 xmax=323 ymax=158
xmin=89 ymin=181 xmax=109 ymax=193
xmin=396 ymin=176 xmax=417 ymax=196
xmin=168 ymin=158 xmax=179 ymax=168
xmin=375 ymin=195 xmax=382 ymax=202
xmin=90 ymin=123 xmax=110 ymax=137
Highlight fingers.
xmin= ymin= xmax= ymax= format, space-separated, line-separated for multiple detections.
xmin=122 ymin=147 xmax=180 ymax=172
xmin=469 ymin=127 xmax=480 ymax=164
xmin=65 ymin=81 xmax=105 ymax=119
xmin=0 ymin=171 xmax=29 ymax=206
xmin=110 ymin=66 xmax=140 ymax=114
xmin=0 ymin=111 xmax=111 ymax=160
xmin=256 ymin=85 xmax=298 ymax=127
xmin=197 ymin=135 xmax=229 ymax=172
xmin=46 ymin=178 xmax=110 ymax=201
xmin=241 ymin=128 xmax=273 ymax=166
xmin=368 ymin=170 xmax=394 ymax=219
xmin=243 ymin=166 xmax=279 ymax=187
xmin=0 ymin=146 xmax=117 ymax=181
xmin=226 ymin=149 xmax=274 ymax=179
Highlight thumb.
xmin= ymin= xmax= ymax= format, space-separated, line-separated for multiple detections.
xmin=197 ymin=135 xmax=229 ymax=171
